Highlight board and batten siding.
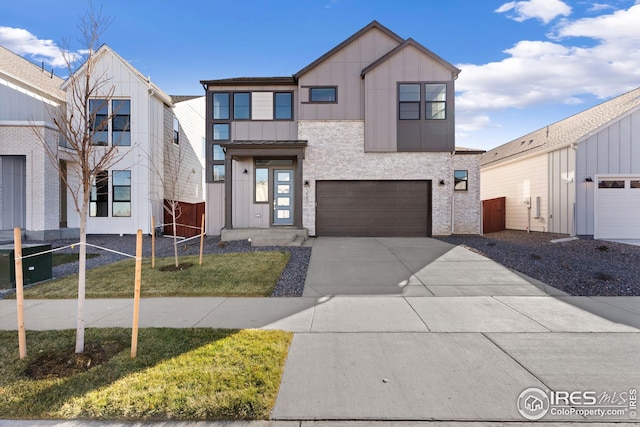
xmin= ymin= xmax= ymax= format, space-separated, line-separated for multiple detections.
xmin=363 ymin=44 xmax=456 ymax=153
xmin=576 ymin=108 xmax=640 ymax=236
xmin=173 ymin=97 xmax=206 ymax=202
xmin=481 ymin=154 xmax=549 ymax=232
xmin=548 ymin=147 xmax=576 ymax=235
xmin=298 ymin=27 xmax=401 ymax=121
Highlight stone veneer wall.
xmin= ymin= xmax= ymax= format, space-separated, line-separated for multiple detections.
xmin=0 ymin=123 xmax=60 ymax=234
xmin=453 ymin=153 xmax=482 ymax=234
xmin=299 ymin=120 xmax=464 ymax=236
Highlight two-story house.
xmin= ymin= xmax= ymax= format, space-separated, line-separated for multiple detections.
xmin=202 ymin=21 xmax=483 ymax=242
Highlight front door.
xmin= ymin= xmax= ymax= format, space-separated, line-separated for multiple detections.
xmin=273 ymin=169 xmax=294 ymax=225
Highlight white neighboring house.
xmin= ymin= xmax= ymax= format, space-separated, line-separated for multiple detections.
xmin=481 ymin=86 xmax=640 ymax=240
xmin=0 ymin=45 xmax=69 ymax=240
xmin=61 ymin=45 xmax=202 ymax=236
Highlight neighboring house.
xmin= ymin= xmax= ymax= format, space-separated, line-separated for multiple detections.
xmin=481 ymin=86 xmax=640 ymax=239
xmin=201 ymin=21 xmax=483 ymax=240
xmin=0 ymin=45 xmax=69 ymax=240
xmin=165 ymin=96 xmax=206 ymax=237
xmin=60 ymin=45 xmax=202 ymax=236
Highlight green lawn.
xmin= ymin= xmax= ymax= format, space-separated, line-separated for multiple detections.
xmin=24 ymin=252 xmax=290 ymax=299
xmin=52 ymin=253 xmax=100 ymax=266
xmin=0 ymin=328 xmax=292 ymax=420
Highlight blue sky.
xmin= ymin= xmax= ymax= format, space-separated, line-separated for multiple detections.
xmin=1 ymin=0 xmax=640 ymax=150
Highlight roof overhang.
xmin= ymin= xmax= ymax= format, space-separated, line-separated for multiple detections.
xmin=221 ymin=140 xmax=307 ymax=159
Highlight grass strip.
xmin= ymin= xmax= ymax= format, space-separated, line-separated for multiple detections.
xmin=0 ymin=328 xmax=292 ymax=420
xmin=23 ymin=252 xmax=290 ymax=299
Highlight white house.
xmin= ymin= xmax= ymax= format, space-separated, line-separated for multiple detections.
xmin=481 ymin=86 xmax=640 ymax=240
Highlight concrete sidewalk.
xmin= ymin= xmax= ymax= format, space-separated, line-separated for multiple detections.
xmin=1 ymin=237 xmax=639 ymax=424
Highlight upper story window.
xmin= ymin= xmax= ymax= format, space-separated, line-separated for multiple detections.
xmin=213 ymin=93 xmax=230 ymax=119
xmin=309 ymin=87 xmax=337 ymax=103
xmin=425 ymin=84 xmax=446 ymax=120
xmin=172 ymin=115 xmax=180 ymax=145
xmin=399 ymin=84 xmax=420 ymax=120
xmin=90 ymin=99 xmax=131 ymax=146
xmin=233 ymin=92 xmax=251 ymax=119
xmin=274 ymin=92 xmax=293 ymax=120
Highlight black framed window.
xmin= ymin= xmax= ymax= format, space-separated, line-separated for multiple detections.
xmin=399 ymin=84 xmax=420 ymax=120
xmin=233 ymin=92 xmax=250 ymax=119
xmin=89 ymin=99 xmax=109 ymax=145
xmin=213 ymin=93 xmax=230 ymax=119
xmin=213 ymin=124 xmax=229 ymax=141
xmin=425 ymin=84 xmax=446 ymax=120
xmin=309 ymin=87 xmax=337 ymax=103
xmin=111 ymin=100 xmax=130 ymax=146
xmin=212 ymin=144 xmax=225 ymax=182
xmin=112 ymin=170 xmax=131 ymax=217
xmin=274 ymin=92 xmax=293 ymax=119
xmin=90 ymin=171 xmax=109 ymax=217
xmin=454 ymin=170 xmax=468 ymax=191
xmin=172 ymin=115 xmax=180 ymax=145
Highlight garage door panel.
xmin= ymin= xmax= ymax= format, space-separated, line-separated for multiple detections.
xmin=595 ymin=177 xmax=640 ymax=239
xmin=316 ymin=180 xmax=431 ymax=237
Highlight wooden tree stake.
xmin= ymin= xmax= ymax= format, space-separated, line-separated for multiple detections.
xmin=131 ymin=229 xmax=143 ymax=358
xmin=199 ymin=213 xmax=206 ymax=266
xmin=14 ymin=228 xmax=26 ymax=359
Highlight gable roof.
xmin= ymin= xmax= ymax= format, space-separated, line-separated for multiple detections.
xmin=0 ymin=44 xmax=65 ymax=102
xmin=361 ymin=38 xmax=461 ymax=79
xmin=482 ymin=86 xmax=640 ymax=168
xmin=294 ymin=20 xmax=404 ymax=79
xmin=61 ymin=44 xmax=173 ymax=106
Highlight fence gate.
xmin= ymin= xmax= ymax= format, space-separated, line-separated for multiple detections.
xmin=482 ymin=197 xmax=505 ymax=234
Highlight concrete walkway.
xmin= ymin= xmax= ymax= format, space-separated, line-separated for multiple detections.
xmin=1 ymin=237 xmax=639 ymax=425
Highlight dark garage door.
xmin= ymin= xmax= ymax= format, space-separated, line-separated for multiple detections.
xmin=316 ymin=180 xmax=432 ymax=237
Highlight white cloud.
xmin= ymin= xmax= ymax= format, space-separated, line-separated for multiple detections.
xmin=0 ymin=26 xmax=72 ymax=68
xmin=587 ymin=3 xmax=615 ymax=13
xmin=456 ymin=4 xmax=640 ymax=116
xmin=495 ymin=0 xmax=572 ymax=23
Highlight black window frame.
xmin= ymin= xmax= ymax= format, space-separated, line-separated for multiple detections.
xmin=112 ymin=170 xmax=131 ymax=217
xmin=172 ymin=115 xmax=180 ymax=145
xmin=398 ymin=83 xmax=421 ymax=120
xmin=212 ymin=92 xmax=230 ymax=120
xmin=425 ymin=83 xmax=447 ymax=121
xmin=89 ymin=98 xmax=109 ymax=146
xmin=233 ymin=92 xmax=251 ymax=120
xmin=309 ymin=86 xmax=337 ymax=103
xmin=89 ymin=170 xmax=109 ymax=217
xmin=274 ymin=92 xmax=293 ymax=120
xmin=212 ymin=144 xmax=225 ymax=182
xmin=454 ymin=170 xmax=468 ymax=191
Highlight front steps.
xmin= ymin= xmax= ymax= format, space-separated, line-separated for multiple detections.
xmin=221 ymin=228 xmax=308 ymax=247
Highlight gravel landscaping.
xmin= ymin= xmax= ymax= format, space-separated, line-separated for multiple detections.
xmin=437 ymin=230 xmax=640 ymax=296
xmin=2 ymin=234 xmax=310 ymax=298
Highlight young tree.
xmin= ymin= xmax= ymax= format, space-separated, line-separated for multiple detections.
xmin=34 ymin=6 xmax=122 ymax=353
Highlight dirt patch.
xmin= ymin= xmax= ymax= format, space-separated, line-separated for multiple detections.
xmin=158 ymin=262 xmax=194 ymax=272
xmin=24 ymin=341 xmax=124 ymax=380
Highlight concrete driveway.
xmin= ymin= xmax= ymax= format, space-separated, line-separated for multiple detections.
xmin=302 ymin=236 xmax=550 ymax=297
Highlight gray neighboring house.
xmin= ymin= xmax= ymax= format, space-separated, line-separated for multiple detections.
xmin=202 ymin=21 xmax=484 ymax=241
xmin=481 ymin=86 xmax=640 ymax=240
xmin=0 ymin=45 xmax=71 ymax=240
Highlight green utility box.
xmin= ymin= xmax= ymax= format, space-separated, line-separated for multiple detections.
xmin=0 ymin=244 xmax=52 ymax=288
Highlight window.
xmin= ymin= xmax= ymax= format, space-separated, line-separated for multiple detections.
xmin=425 ymin=84 xmax=446 ymax=120
xmin=631 ymin=181 xmax=640 ymax=189
xmin=399 ymin=84 xmax=420 ymax=120
xmin=90 ymin=171 xmax=109 ymax=217
xmin=112 ymin=170 xmax=131 ymax=217
xmin=255 ymin=168 xmax=269 ymax=203
xmin=212 ymin=144 xmax=225 ymax=182
xmin=172 ymin=115 xmax=180 ymax=145
xmin=89 ymin=99 xmax=130 ymax=146
xmin=454 ymin=170 xmax=468 ymax=191
xmin=89 ymin=99 xmax=108 ymax=145
xmin=233 ymin=92 xmax=250 ymax=119
xmin=275 ymin=92 xmax=293 ymax=120
xmin=112 ymin=100 xmax=130 ymax=146
xmin=213 ymin=93 xmax=229 ymax=119
xmin=213 ymin=124 xmax=229 ymax=141
xmin=309 ymin=87 xmax=336 ymax=103
xmin=598 ymin=180 xmax=625 ymax=189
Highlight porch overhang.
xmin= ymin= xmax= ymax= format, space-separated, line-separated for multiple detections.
xmin=221 ymin=140 xmax=307 ymax=231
